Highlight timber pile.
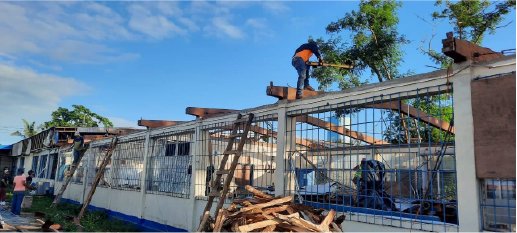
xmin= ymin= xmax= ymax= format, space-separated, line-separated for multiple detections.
xmin=204 ymin=185 xmax=345 ymax=232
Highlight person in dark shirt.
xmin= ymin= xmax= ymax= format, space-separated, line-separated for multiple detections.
xmin=292 ymin=40 xmax=323 ymax=99
xmin=72 ymin=132 xmax=85 ymax=166
xmin=26 ymin=170 xmax=36 ymax=190
xmin=0 ymin=169 xmax=8 ymax=205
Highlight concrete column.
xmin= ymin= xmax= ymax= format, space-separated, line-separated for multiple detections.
xmin=189 ymin=121 xmax=202 ymax=231
xmin=453 ymin=74 xmax=482 ymax=231
xmin=274 ymin=105 xmax=287 ymax=197
xmin=139 ymin=130 xmax=151 ymax=219
xmin=274 ymin=104 xmax=296 ymax=197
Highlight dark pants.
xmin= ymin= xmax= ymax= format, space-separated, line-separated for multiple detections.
xmin=0 ymin=187 xmax=6 ymax=201
xmin=73 ymin=149 xmax=81 ymax=164
xmin=11 ymin=191 xmax=24 ymax=215
xmin=292 ymin=56 xmax=310 ymax=96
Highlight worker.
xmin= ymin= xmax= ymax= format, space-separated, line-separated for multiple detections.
xmin=292 ymin=39 xmax=324 ymax=99
xmin=72 ymin=131 xmax=85 ymax=166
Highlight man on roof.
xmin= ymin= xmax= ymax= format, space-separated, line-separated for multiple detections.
xmin=292 ymin=39 xmax=324 ymax=99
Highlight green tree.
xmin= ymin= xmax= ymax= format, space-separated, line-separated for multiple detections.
xmin=313 ymin=0 xmax=408 ymax=91
xmin=43 ymin=105 xmax=113 ymax=129
xmin=10 ymin=119 xmax=37 ymax=138
xmin=433 ymin=0 xmax=516 ymax=45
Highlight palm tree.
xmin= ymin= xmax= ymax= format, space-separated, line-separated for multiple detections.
xmin=10 ymin=119 xmax=37 ymax=138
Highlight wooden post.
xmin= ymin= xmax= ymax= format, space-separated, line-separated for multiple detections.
xmin=75 ymin=137 xmax=118 ymax=222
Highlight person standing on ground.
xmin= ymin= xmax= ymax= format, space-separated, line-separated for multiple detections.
xmin=0 ymin=171 xmax=8 ymax=206
xmin=11 ymin=168 xmax=27 ymax=215
xmin=26 ymin=170 xmax=36 ymax=191
xmin=292 ymin=39 xmax=323 ymax=99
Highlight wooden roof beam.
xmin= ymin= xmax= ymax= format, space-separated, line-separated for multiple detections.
xmin=366 ymin=100 xmax=455 ymax=134
xmin=186 ymin=107 xmax=240 ymax=119
xmin=266 ymin=82 xmax=323 ymax=100
xmin=296 ymin=115 xmax=389 ymax=145
xmin=137 ymin=119 xmax=186 ymax=129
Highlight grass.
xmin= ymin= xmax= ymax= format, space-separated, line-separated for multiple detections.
xmin=24 ymin=196 xmax=139 ymax=232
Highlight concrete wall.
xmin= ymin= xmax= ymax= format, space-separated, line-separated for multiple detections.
xmin=49 ymin=56 xmax=515 ymax=232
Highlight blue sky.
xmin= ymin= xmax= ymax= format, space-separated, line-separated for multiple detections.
xmin=0 ymin=1 xmax=515 ymax=144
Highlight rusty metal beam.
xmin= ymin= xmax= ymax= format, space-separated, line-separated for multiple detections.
xmin=366 ymin=101 xmax=455 ymax=134
xmin=296 ymin=115 xmax=389 ymax=145
xmin=442 ymin=32 xmax=504 ymax=63
xmin=186 ymin=107 xmax=240 ymax=119
xmin=137 ymin=119 xmax=185 ymax=129
xmin=266 ymin=82 xmax=323 ymax=100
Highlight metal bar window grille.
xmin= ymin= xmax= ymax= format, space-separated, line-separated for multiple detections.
xmin=285 ymin=85 xmax=457 ymax=231
xmin=195 ymin=114 xmax=278 ymax=202
xmin=480 ymin=178 xmax=516 ymax=232
xmin=146 ymin=130 xmax=194 ymax=198
xmin=56 ymin=147 xmax=72 ymax=182
xmin=111 ymin=137 xmax=146 ymax=191
xmin=86 ymin=145 xmax=112 ymax=188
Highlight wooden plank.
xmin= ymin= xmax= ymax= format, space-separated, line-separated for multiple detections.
xmin=245 ymin=185 xmax=273 ymax=199
xmin=238 ymin=219 xmax=282 ymax=233
xmin=186 ymin=107 xmax=240 ymax=119
xmin=318 ymin=210 xmax=336 ymax=232
xmin=367 ymin=101 xmax=454 ymax=133
xmin=240 ymin=196 xmax=293 ymax=212
xmin=297 ymin=115 xmax=389 ymax=145
xmin=267 ymin=84 xmax=323 ymax=100
xmin=213 ymin=209 xmax=227 ymax=232
xmin=137 ymin=119 xmax=184 ymax=129
xmin=262 ymin=225 xmax=277 ymax=232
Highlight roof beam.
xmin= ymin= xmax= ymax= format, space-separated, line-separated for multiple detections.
xmin=266 ymin=82 xmax=323 ymax=100
xmin=186 ymin=107 xmax=240 ymax=119
xmin=137 ymin=119 xmax=185 ymax=129
xmin=442 ymin=31 xmax=504 ymax=63
xmin=296 ymin=115 xmax=389 ymax=145
xmin=366 ymin=101 xmax=455 ymax=134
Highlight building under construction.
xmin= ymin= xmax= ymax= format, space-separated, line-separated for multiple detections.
xmin=6 ymin=34 xmax=516 ymax=232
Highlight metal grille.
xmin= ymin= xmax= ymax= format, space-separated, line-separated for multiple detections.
xmin=481 ymin=179 xmax=516 ymax=232
xmin=37 ymin=154 xmax=47 ymax=178
xmin=111 ymin=137 xmax=146 ymax=191
xmin=56 ymin=147 xmax=72 ymax=182
xmin=146 ymin=130 xmax=194 ymax=198
xmin=195 ymin=114 xmax=278 ymax=201
xmin=285 ymin=85 xmax=457 ymax=231
xmin=85 ymin=144 xmax=112 ymax=188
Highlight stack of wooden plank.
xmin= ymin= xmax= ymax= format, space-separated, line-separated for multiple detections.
xmin=205 ymin=185 xmax=345 ymax=232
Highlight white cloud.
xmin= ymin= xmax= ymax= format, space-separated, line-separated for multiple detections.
xmin=206 ymin=17 xmax=245 ymax=39
xmin=0 ymin=63 xmax=89 ymax=144
xmin=128 ymin=3 xmax=187 ymax=40
xmin=107 ymin=116 xmax=144 ymax=129
xmin=262 ymin=2 xmax=290 ymax=15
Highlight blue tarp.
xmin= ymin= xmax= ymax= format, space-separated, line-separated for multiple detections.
xmin=0 ymin=144 xmax=12 ymax=150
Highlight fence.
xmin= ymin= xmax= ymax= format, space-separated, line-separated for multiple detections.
xmin=194 ymin=114 xmax=278 ymax=201
xmin=146 ymin=129 xmax=194 ymax=198
xmin=284 ymin=84 xmax=457 ymax=231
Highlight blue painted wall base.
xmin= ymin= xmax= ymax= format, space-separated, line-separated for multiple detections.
xmin=61 ymin=198 xmax=188 ymax=232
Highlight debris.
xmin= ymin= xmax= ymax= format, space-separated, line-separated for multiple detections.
xmin=201 ymin=185 xmax=343 ymax=232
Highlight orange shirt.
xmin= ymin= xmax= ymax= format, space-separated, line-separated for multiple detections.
xmin=13 ymin=175 xmax=26 ymax=191
xmin=295 ymin=50 xmax=313 ymax=62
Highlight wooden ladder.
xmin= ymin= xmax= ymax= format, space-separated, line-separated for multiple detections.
xmin=51 ymin=144 xmax=90 ymax=207
xmin=197 ymin=113 xmax=254 ymax=232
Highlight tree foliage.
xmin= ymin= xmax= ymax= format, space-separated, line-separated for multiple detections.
xmin=432 ymin=0 xmax=515 ymax=45
xmin=43 ymin=105 xmax=113 ymax=129
xmin=313 ymin=0 xmax=408 ymax=90
xmin=10 ymin=119 xmax=37 ymax=138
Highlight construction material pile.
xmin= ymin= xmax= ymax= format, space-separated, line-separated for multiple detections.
xmin=205 ymin=185 xmax=345 ymax=232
